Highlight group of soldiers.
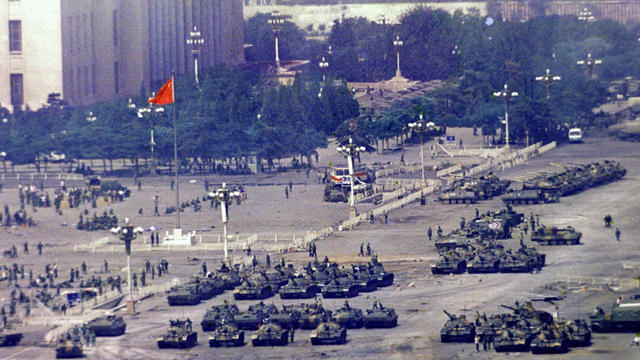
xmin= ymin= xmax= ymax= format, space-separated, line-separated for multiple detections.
xmin=308 ymin=243 xmax=318 ymax=258
xmin=1 ymin=205 xmax=35 ymax=228
xmin=58 ymin=324 xmax=96 ymax=348
xmin=359 ymin=242 xmax=373 ymax=256
xmin=76 ymin=210 xmax=118 ymax=231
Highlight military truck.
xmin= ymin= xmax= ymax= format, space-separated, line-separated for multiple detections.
xmin=86 ymin=315 xmax=126 ymax=336
xmin=310 ymin=321 xmax=348 ymax=345
xmin=440 ymin=311 xmax=475 ymax=343
xmin=531 ymin=225 xmax=581 ymax=245
xmin=157 ymin=319 xmax=198 ymax=349
xmin=501 ymin=189 xmax=558 ymax=205
xmin=590 ymin=299 xmax=640 ymax=332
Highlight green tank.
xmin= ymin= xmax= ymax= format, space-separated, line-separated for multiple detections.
xmin=531 ymin=225 xmax=581 ymax=245
xmin=86 ymin=315 xmax=126 ymax=336
xmin=347 ymin=267 xmax=378 ymax=292
xmin=557 ymin=319 xmax=591 ymax=346
xmin=367 ymin=256 xmax=394 ymax=287
xmin=0 ymin=329 xmax=22 ymax=346
xmin=251 ymin=321 xmax=289 ymax=346
xmin=321 ymin=278 xmax=359 ymax=298
xmin=157 ymin=319 xmax=198 ymax=349
xmin=334 ymin=301 xmax=364 ymax=329
xmin=494 ymin=326 xmax=531 ymax=352
xmin=501 ymin=189 xmax=558 ymax=205
xmin=466 ymin=252 xmax=500 ymax=274
xmin=55 ymin=336 xmax=84 ymax=359
xmin=530 ymin=326 xmax=569 ymax=354
xmin=434 ymin=233 xmax=471 ymax=251
xmin=364 ymin=302 xmax=398 ymax=328
xmin=208 ymin=322 xmax=245 ymax=347
xmin=438 ymin=189 xmax=478 ymax=204
xmin=201 ymin=303 xmax=239 ymax=331
xmin=589 ymin=299 xmax=640 ymax=332
xmin=440 ymin=311 xmax=475 ymax=343
xmin=167 ymin=284 xmax=201 ymax=306
xmin=278 ymin=277 xmax=319 ymax=299
xmin=431 ymin=253 xmax=467 ymax=275
xmin=310 ymin=321 xmax=347 ymax=345
xmin=234 ymin=301 xmax=277 ymax=330
xmin=233 ymin=279 xmax=274 ymax=300
xmin=290 ymin=302 xmax=330 ymax=330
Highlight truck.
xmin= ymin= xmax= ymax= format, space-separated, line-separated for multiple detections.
xmin=568 ymin=128 xmax=582 ymax=143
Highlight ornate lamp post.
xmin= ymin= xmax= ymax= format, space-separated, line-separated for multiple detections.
xmin=576 ymin=53 xmax=602 ymax=79
xmin=0 ymin=151 xmax=6 ymax=173
xmin=186 ymin=26 xmax=205 ymax=84
xmin=110 ymin=218 xmax=143 ymax=313
xmin=493 ymin=84 xmax=519 ymax=149
xmin=268 ymin=11 xmax=291 ymax=65
xmin=319 ymin=56 xmax=329 ymax=82
xmin=535 ymin=68 xmax=562 ymax=100
xmin=408 ymin=113 xmax=431 ymax=186
xmin=337 ymin=137 xmax=367 ymax=219
xmin=209 ymin=183 xmax=242 ymax=261
xmin=128 ymin=98 xmax=164 ymax=176
xmin=578 ymin=7 xmax=595 ymax=22
xmin=393 ymin=35 xmax=404 ymax=78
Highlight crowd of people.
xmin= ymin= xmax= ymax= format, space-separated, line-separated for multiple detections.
xmin=76 ymin=210 xmax=118 ymax=231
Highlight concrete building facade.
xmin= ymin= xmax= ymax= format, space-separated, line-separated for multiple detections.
xmin=499 ymin=0 xmax=640 ymax=24
xmin=0 ymin=0 xmax=244 ymax=111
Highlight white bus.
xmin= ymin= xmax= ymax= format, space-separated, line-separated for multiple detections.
xmin=568 ymin=128 xmax=583 ymax=143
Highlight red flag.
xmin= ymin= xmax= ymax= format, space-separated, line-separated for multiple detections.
xmin=148 ymin=77 xmax=174 ymax=105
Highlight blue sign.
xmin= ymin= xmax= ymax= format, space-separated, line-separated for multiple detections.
xmin=446 ymin=135 xmax=456 ymax=143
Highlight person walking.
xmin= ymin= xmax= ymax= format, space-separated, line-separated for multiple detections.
xmin=285 ymin=187 xmax=289 ymax=199
xmin=359 ymin=243 xmax=364 ymax=256
xmin=366 ymin=243 xmax=372 ymax=256
xmin=202 ymin=262 xmax=207 ymax=276
xmin=37 ymin=242 xmax=43 ymax=255
xmin=475 ymin=334 xmax=480 ymax=351
xmin=437 ymin=226 xmax=443 ymax=238
xmin=266 ymin=254 xmax=271 ymax=268
xmin=615 ymin=227 xmax=621 ymax=242
xmin=427 ymin=226 xmax=432 ymax=241
xmin=153 ymin=193 xmax=160 ymax=216
xmin=81 ymin=262 xmax=87 ymax=275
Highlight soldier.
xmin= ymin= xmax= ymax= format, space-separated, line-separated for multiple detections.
xmin=151 ymin=266 xmax=155 ymax=280
xmin=475 ymin=334 xmax=481 ymax=351
xmin=437 ymin=226 xmax=443 ymax=238
xmin=170 ymin=180 xmax=175 ymax=191
xmin=615 ymin=227 xmax=621 ymax=242
xmin=384 ymin=211 xmax=388 ymax=224
xmin=132 ymin=273 xmax=137 ymax=289
xmin=37 ymin=241 xmax=43 ymax=255
xmin=285 ymin=187 xmax=289 ymax=199
xmin=530 ymin=212 xmax=536 ymax=231
xmin=427 ymin=226 xmax=432 ymax=241
xmin=145 ymin=260 xmax=151 ymax=273
xmin=460 ymin=217 xmax=465 ymax=230
xmin=604 ymin=214 xmax=612 ymax=228
xmin=70 ymin=268 xmax=75 ymax=282
xmin=475 ymin=207 xmax=479 ymax=218
xmin=266 ymin=254 xmax=271 ymax=268
xmin=288 ymin=180 xmax=293 ymax=192
xmin=24 ymin=302 xmax=30 ymax=318
xmin=153 ymin=193 xmax=160 ymax=216
xmin=104 ymin=260 xmax=109 ymax=273
xmin=141 ymin=271 xmax=146 ymax=287
xmin=289 ymin=328 xmax=295 ymax=343
xmin=359 ymin=243 xmax=364 ymax=256
xmin=81 ymin=262 xmax=87 ymax=275
xmin=202 ymin=262 xmax=207 ymax=276
xmin=75 ymin=268 xmax=80 ymax=281
xmin=23 ymin=241 xmax=28 ymax=254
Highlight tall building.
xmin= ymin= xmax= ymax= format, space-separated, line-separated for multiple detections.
xmin=497 ymin=0 xmax=640 ymax=24
xmin=0 ymin=0 xmax=244 ymax=111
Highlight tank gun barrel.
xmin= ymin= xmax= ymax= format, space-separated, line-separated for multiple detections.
xmin=500 ymin=304 xmax=517 ymax=312
xmin=443 ymin=310 xmax=455 ymax=320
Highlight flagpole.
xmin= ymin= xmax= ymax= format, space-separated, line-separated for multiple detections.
xmin=172 ymin=74 xmax=180 ymax=229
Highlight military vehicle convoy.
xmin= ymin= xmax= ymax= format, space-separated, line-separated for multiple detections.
xmin=86 ymin=315 xmax=126 ymax=336
xmin=157 ymin=319 xmax=198 ymax=349
xmin=55 ymin=335 xmax=84 ymax=358
xmin=439 ymin=173 xmax=511 ymax=204
xmin=208 ymin=322 xmax=245 ymax=347
xmin=310 ymin=321 xmax=348 ymax=345
xmin=440 ymin=311 xmax=475 ymax=343
xmin=531 ymin=225 xmax=581 ymax=245
xmin=251 ymin=321 xmax=289 ymax=346
xmin=0 ymin=329 xmax=22 ymax=346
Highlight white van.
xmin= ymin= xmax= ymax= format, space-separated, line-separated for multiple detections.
xmin=568 ymin=128 xmax=582 ymax=143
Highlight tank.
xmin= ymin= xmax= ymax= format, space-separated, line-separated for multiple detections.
xmin=321 ymin=278 xmax=359 ymax=298
xmin=55 ymin=336 xmax=83 ymax=359
xmin=501 ymin=189 xmax=558 ymax=205
xmin=440 ymin=311 xmax=475 ymax=343
xmin=334 ymin=301 xmax=364 ymax=329
xmin=201 ymin=303 xmax=240 ymax=332
xmin=86 ymin=315 xmax=126 ymax=336
xmin=466 ymin=253 xmax=500 ymax=274
xmin=431 ymin=254 xmax=467 ymax=275
xmin=197 ymin=276 xmax=226 ymax=299
xmin=438 ymin=190 xmax=477 ymax=204
xmin=233 ymin=279 xmax=274 ymax=300
xmin=530 ymin=326 xmax=569 ymax=354
xmin=157 ymin=319 xmax=198 ymax=349
xmin=310 ymin=321 xmax=347 ymax=345
xmin=279 ymin=277 xmax=320 ymax=299
xmin=558 ymin=319 xmax=591 ymax=346
xmin=269 ymin=309 xmax=296 ymax=330
xmin=0 ymin=329 xmax=22 ymax=346
xmin=517 ymin=245 xmax=546 ymax=271
xmin=498 ymin=250 xmax=534 ymax=273
xmin=347 ymin=268 xmax=378 ymax=293
xmin=589 ymin=300 xmax=640 ymax=332
xmin=364 ymin=303 xmax=398 ymax=328
xmin=290 ymin=302 xmax=330 ymax=330
xmin=208 ymin=322 xmax=245 ymax=347
xmin=251 ymin=321 xmax=289 ymax=346
xmin=167 ymin=284 xmax=201 ymax=306
xmin=531 ymin=225 xmax=582 ymax=245
xmin=324 ymin=184 xmax=348 ymax=202
xmin=434 ymin=234 xmax=471 ymax=251
xmin=494 ymin=326 xmax=531 ymax=352
xmin=367 ymin=256 xmax=394 ymax=287
xmin=234 ymin=302 xmax=277 ymax=330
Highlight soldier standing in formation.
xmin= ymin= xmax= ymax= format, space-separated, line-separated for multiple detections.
xmin=460 ymin=217 xmax=465 ymax=230
xmin=37 ymin=242 xmax=43 ymax=255
xmin=530 ymin=212 xmax=536 ymax=231
xmin=427 ymin=226 xmax=432 ymax=241
xmin=23 ymin=242 xmax=28 ymax=254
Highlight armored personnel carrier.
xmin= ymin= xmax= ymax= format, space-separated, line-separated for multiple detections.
xmin=531 ymin=225 xmax=581 ymax=245
xmin=431 ymin=253 xmax=467 ymax=275
xmin=201 ymin=303 xmax=240 ymax=331
xmin=251 ymin=321 xmax=289 ymax=346
xmin=86 ymin=315 xmax=126 ymax=336
xmin=590 ymin=298 xmax=640 ymax=332
xmin=157 ymin=319 xmax=198 ymax=349
xmin=440 ymin=311 xmax=475 ymax=343
xmin=367 ymin=256 xmax=394 ymax=287
xmin=334 ymin=301 xmax=364 ymax=329
xmin=233 ymin=279 xmax=274 ymax=300
xmin=310 ymin=321 xmax=347 ymax=345
xmin=438 ymin=189 xmax=478 ymax=204
xmin=530 ymin=326 xmax=569 ymax=354
xmin=234 ymin=302 xmax=277 ymax=330
xmin=494 ymin=326 xmax=532 ymax=352
xmin=167 ymin=284 xmax=201 ymax=306
xmin=364 ymin=302 xmax=398 ymax=328
xmin=501 ymin=189 xmax=558 ymax=205
xmin=321 ymin=278 xmax=359 ymax=298
xmin=0 ymin=329 xmax=22 ymax=346
xmin=55 ymin=335 xmax=83 ymax=358
xmin=558 ymin=319 xmax=591 ymax=346
xmin=208 ymin=322 xmax=245 ymax=347
xmin=279 ymin=277 xmax=319 ymax=299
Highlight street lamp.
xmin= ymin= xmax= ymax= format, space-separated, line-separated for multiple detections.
xmin=337 ymin=137 xmax=367 ymax=219
xmin=393 ymin=35 xmax=404 ymax=78
xmin=208 ymin=183 xmax=242 ymax=262
xmin=268 ymin=11 xmax=291 ymax=65
xmin=578 ymin=7 xmax=595 ymax=22
xmin=535 ymin=68 xmax=562 ymax=99
xmin=129 ymin=98 xmax=164 ymax=175
xmin=319 ymin=56 xmax=329 ymax=82
xmin=86 ymin=111 xmax=97 ymax=123
xmin=110 ymin=218 xmax=144 ymax=313
xmin=493 ymin=84 xmax=519 ymax=149
xmin=408 ymin=114 xmax=432 ymax=186
xmin=186 ymin=26 xmax=205 ymax=84
xmin=576 ymin=53 xmax=602 ymax=79
xmin=0 ymin=151 xmax=6 ymax=173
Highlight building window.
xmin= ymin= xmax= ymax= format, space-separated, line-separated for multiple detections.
xmin=9 ymin=20 xmax=22 ymax=52
xmin=112 ymin=10 xmax=118 ymax=46
xmin=10 ymin=74 xmax=23 ymax=106
xmin=114 ymin=61 xmax=119 ymax=94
